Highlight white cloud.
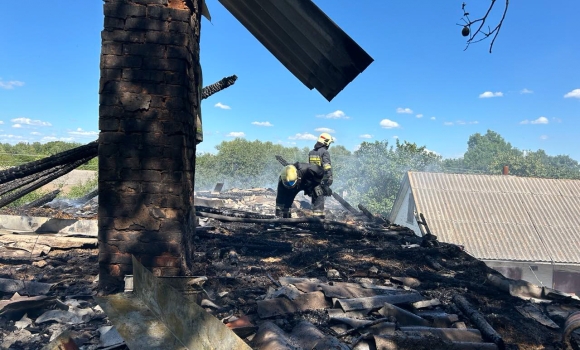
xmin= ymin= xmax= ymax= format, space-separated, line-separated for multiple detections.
xmin=226 ymin=131 xmax=245 ymax=137
xmin=30 ymin=131 xmax=41 ymax=135
xmin=40 ymin=136 xmax=75 ymax=142
xmin=359 ymin=134 xmax=373 ymax=139
xmin=214 ymin=102 xmax=231 ymax=110
xmin=520 ymin=88 xmax=533 ymax=94
xmin=12 ymin=124 xmax=22 ymax=128
xmin=392 ymin=135 xmax=399 ymax=139
xmin=479 ymin=91 xmax=503 ymax=98
xmin=424 ymin=148 xmax=439 ymax=156
xmin=251 ymin=121 xmax=273 ymax=127
xmin=450 ymin=120 xmax=479 ymax=126
xmin=0 ymin=134 xmax=23 ymax=139
xmin=0 ymin=121 xmax=4 ymax=124
xmin=531 ymin=116 xmax=549 ymax=124
xmin=564 ymin=89 xmax=580 ymax=98
xmin=353 ymin=144 xmax=361 ymax=152
xmin=315 ymin=127 xmax=335 ymax=133
xmin=540 ymin=135 xmax=548 ymax=140
xmin=379 ymin=119 xmax=400 ymax=129
xmin=316 ymin=110 xmax=350 ymax=119
xmin=68 ymin=128 xmax=98 ymax=136
xmin=430 ymin=117 xmax=436 ymax=120
xmin=288 ymin=132 xmax=317 ymax=141
xmin=0 ymin=80 xmax=24 ymax=90
xmin=396 ymin=107 xmax=413 ymax=114
xmin=10 ymin=117 xmax=52 ymax=127
xmin=520 ymin=116 xmax=549 ymax=125
xmin=416 ymin=114 xmax=423 ymax=118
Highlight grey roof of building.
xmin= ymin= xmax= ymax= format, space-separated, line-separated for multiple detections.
xmin=406 ymin=171 xmax=580 ymax=264
xmin=218 ymin=0 xmax=373 ymax=101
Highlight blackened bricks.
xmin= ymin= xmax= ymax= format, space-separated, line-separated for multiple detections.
xmin=147 ymin=6 xmax=191 ymax=22
xmin=104 ymin=2 xmax=146 ymax=19
xmin=123 ymin=43 xmax=166 ymax=58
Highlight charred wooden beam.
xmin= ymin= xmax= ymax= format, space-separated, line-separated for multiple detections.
xmin=331 ymin=192 xmax=360 ymax=215
xmin=0 ymin=155 xmax=95 ymax=209
xmin=358 ymin=204 xmax=389 ymax=224
xmin=0 ymin=165 xmax=66 ymax=197
xmin=453 ymin=294 xmax=505 ymax=350
xmin=0 ymin=141 xmax=98 ymax=186
xmin=196 ymin=211 xmax=365 ymax=235
xmin=20 ymin=189 xmax=61 ymax=209
xmin=195 ymin=205 xmax=274 ymax=220
xmin=78 ymin=188 xmax=98 ymax=204
xmin=201 ymin=75 xmax=238 ymax=100
xmin=196 ymin=191 xmax=275 ymax=200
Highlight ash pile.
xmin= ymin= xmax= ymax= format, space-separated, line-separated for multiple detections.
xmin=187 ymin=186 xmax=580 ymax=350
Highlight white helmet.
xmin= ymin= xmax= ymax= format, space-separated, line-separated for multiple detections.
xmin=317 ymin=133 xmax=334 ymax=147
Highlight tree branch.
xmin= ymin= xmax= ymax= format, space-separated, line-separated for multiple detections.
xmin=458 ymin=0 xmax=509 ymax=53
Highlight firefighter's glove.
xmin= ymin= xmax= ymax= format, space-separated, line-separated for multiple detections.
xmin=322 ymin=185 xmax=333 ymax=196
xmin=314 ymin=185 xmax=324 ymax=197
xmin=324 ymin=176 xmax=333 ymax=186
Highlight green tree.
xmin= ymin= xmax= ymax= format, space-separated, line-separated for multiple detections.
xmin=339 ymin=140 xmax=442 ymax=215
xmin=463 ymin=130 xmax=514 ymax=173
xmin=489 ymin=149 xmax=580 ymax=179
xmin=194 ymin=138 xmax=308 ymax=190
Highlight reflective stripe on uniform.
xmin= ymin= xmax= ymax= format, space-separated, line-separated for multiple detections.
xmin=309 ymin=155 xmax=322 ymax=166
xmin=323 ymin=164 xmax=331 ymax=170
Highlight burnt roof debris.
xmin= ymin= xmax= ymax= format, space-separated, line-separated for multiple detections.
xmin=2 ymin=187 xmax=580 ymax=348
xmin=218 ymin=0 xmax=374 ymax=101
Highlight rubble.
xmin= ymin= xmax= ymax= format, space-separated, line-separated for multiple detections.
xmin=1 ymin=187 xmax=580 ymax=349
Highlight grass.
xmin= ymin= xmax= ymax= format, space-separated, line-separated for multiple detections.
xmin=4 ymin=176 xmax=99 ymax=208
xmin=64 ymin=176 xmax=98 ymax=199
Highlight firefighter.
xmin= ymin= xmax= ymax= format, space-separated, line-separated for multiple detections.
xmin=307 ymin=133 xmax=334 ymax=216
xmin=275 ymin=162 xmax=330 ymax=218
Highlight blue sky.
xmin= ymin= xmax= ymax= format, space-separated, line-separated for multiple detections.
xmin=1 ymin=1 xmax=579 ymax=161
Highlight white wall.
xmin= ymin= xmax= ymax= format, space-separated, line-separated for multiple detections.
xmin=390 ymin=187 xmax=421 ymax=236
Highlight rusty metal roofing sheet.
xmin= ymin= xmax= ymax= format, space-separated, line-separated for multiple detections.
xmin=218 ymin=0 xmax=374 ymax=101
xmin=408 ymin=172 xmax=580 ymax=264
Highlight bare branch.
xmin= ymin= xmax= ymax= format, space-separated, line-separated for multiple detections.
xmin=458 ymin=0 xmax=509 ymax=53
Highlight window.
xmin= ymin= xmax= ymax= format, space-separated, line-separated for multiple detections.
xmin=406 ymin=193 xmax=414 ymax=224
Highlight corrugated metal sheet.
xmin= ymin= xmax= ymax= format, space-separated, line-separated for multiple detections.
xmin=218 ymin=0 xmax=374 ymax=101
xmin=408 ymin=172 xmax=580 ymax=264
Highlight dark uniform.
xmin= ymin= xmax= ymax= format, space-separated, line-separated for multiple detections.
xmin=275 ymin=162 xmax=324 ymax=218
xmin=307 ymin=142 xmax=333 ymax=215
xmin=308 ymin=141 xmax=333 ymax=185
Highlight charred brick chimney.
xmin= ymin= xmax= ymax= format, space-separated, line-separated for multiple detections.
xmin=98 ymin=0 xmax=201 ymax=292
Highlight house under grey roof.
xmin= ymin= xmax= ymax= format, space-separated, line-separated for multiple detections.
xmin=218 ymin=0 xmax=374 ymax=101
xmin=396 ymin=171 xmax=580 ymax=264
